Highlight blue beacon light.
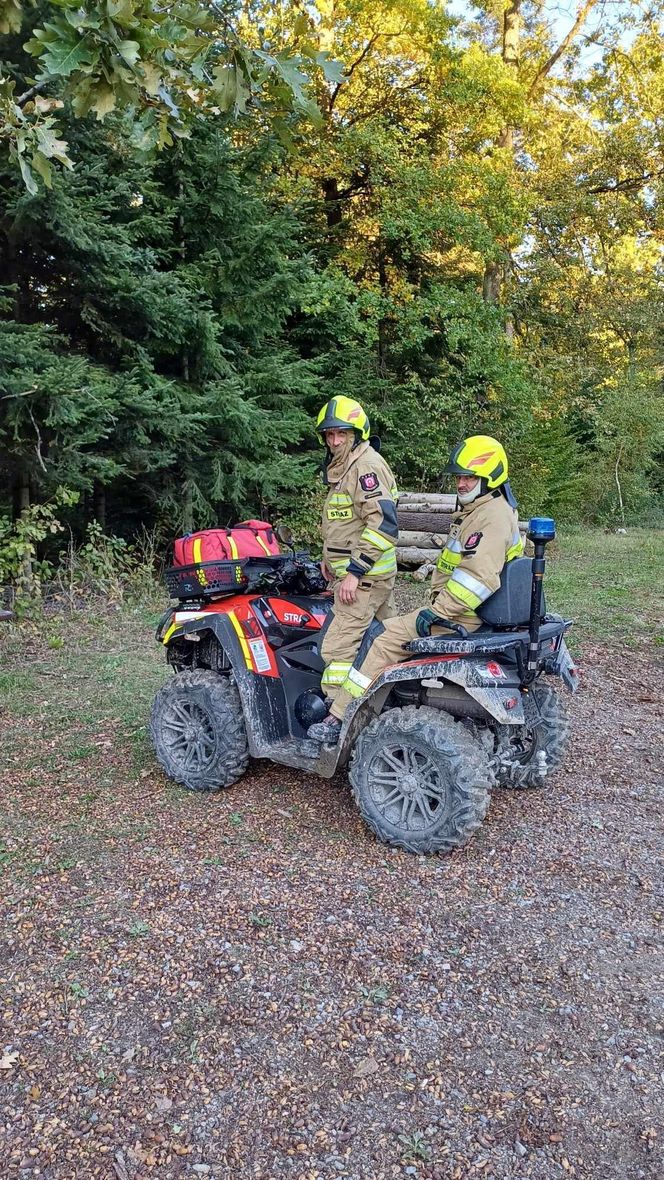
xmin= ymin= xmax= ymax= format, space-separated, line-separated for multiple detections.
xmin=528 ymin=516 xmax=556 ymax=543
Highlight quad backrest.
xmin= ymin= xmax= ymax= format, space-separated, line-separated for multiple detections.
xmin=478 ymin=556 xmax=543 ymax=627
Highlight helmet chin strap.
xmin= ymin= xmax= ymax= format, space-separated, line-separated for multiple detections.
xmin=457 ymin=478 xmax=485 ymax=505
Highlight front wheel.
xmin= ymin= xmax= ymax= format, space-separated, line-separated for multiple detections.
xmin=150 ymin=670 xmax=249 ymax=791
xmin=349 ymin=706 xmax=492 ymax=855
xmin=494 ymin=682 xmax=570 ymax=789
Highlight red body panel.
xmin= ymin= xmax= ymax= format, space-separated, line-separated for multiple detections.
xmin=171 ymin=593 xmax=331 ymax=679
xmin=170 ymin=595 xmax=460 ymax=684
xmin=265 ymin=597 xmax=327 ymax=631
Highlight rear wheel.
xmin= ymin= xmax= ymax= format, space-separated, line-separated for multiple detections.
xmin=349 ymin=706 xmax=492 ymax=855
xmin=494 ymin=682 xmax=569 ymax=789
xmin=150 ymin=670 xmax=249 ymax=791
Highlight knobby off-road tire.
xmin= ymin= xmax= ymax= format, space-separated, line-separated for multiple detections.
xmin=349 ymin=705 xmax=492 ymax=855
xmin=496 ymin=682 xmax=570 ymax=790
xmin=150 ymin=670 xmax=249 ymax=791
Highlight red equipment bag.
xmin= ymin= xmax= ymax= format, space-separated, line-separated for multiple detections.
xmin=173 ymin=520 xmax=281 ymax=567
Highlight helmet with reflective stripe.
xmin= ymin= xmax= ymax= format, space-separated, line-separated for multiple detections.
xmin=443 ymin=435 xmax=508 ymax=489
xmin=316 ymin=397 xmax=370 ymax=443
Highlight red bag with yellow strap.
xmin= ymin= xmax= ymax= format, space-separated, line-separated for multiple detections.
xmin=173 ymin=521 xmax=280 ymax=566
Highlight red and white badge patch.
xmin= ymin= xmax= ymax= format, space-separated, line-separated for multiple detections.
xmin=464 ymin=531 xmax=483 ymax=550
xmin=360 ymin=472 xmax=379 ymax=492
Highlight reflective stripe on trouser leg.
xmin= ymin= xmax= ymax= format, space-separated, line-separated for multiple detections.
xmin=330 ymin=608 xmax=424 ymax=721
xmin=321 ymin=662 xmax=352 ymax=689
xmin=320 ymin=578 xmax=395 ymax=701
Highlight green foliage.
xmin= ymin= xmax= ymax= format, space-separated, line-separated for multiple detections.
xmin=1 ymin=0 xmax=663 ymax=592
xmin=1 ymin=0 xmax=338 ymax=190
xmin=61 ymin=521 xmax=160 ymax=604
xmin=0 ymin=487 xmax=78 ymax=606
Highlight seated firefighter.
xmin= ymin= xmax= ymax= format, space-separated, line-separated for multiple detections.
xmin=308 ymin=434 xmax=523 ymax=744
xmin=316 ymin=396 xmax=400 ymax=705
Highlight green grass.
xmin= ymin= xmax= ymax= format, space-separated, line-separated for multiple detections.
xmin=546 ymin=527 xmax=663 ymax=645
xmin=0 ymin=530 xmax=660 ymax=791
xmin=0 ymin=603 xmax=169 ymax=783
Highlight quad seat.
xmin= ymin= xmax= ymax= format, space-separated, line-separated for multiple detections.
xmin=404 ymin=558 xmax=557 ymax=656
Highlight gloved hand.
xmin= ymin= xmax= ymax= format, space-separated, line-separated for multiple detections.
xmin=415 ymin=608 xmax=439 ymax=637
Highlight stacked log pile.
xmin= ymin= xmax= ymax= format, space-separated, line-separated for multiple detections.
xmin=396 ymin=491 xmax=529 ymax=577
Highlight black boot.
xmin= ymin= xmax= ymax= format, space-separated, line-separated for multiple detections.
xmin=307 ymin=715 xmax=342 ymax=745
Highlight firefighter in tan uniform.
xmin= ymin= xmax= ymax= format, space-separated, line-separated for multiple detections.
xmin=308 ymin=435 xmax=523 ymax=743
xmin=316 ymin=397 xmax=399 ymax=704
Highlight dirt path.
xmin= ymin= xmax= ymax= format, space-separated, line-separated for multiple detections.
xmin=1 ymin=626 xmax=662 ymax=1179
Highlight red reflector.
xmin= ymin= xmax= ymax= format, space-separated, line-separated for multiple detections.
xmin=504 ymin=696 xmax=518 ymax=710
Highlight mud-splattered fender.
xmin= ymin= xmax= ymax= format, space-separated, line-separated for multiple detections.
xmin=334 ymin=656 xmax=525 ymax=767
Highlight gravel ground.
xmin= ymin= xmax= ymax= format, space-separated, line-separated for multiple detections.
xmin=1 ymin=618 xmax=663 ymax=1180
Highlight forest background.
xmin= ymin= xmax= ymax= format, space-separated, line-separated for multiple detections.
xmin=1 ymin=0 xmax=664 ymax=572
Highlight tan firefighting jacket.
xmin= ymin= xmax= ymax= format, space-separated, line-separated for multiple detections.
xmin=431 ymin=490 xmax=523 ymax=630
xmin=322 ymin=439 xmax=399 ymax=580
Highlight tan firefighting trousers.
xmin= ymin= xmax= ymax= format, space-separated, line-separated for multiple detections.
xmin=329 ymin=608 xmax=480 ymax=720
xmin=320 ymin=577 xmax=396 ymax=702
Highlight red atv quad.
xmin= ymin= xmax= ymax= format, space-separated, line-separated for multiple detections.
xmin=150 ymin=518 xmax=578 ymax=855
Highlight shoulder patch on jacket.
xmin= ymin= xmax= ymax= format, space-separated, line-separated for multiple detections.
xmin=359 ymin=472 xmax=379 ymax=492
xmin=464 ymin=531 xmax=483 ymax=550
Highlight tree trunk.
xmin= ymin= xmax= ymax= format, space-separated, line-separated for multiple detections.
xmin=177 ymin=161 xmax=190 ymax=382
xmin=13 ymin=467 xmax=30 ymax=520
xmin=398 ymin=492 xmax=457 ymax=508
xmin=322 ymin=177 xmax=343 ymax=229
xmin=92 ymin=480 xmax=106 ymax=530
xmin=396 ymin=545 xmax=442 ymax=566
xmin=377 ymin=243 xmax=388 ymax=377
xmin=13 ymin=467 xmax=35 ymax=594
xmin=182 ymin=481 xmax=193 ymax=534
xmin=483 ymin=2 xmax=521 ymax=311
xmin=397 ymin=509 xmax=456 ymax=533
xmin=398 ymin=529 xmax=447 ymax=549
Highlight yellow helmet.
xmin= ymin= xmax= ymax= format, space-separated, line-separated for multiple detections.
xmin=443 ymin=435 xmax=508 ymax=489
xmin=316 ymin=396 xmax=370 ymax=443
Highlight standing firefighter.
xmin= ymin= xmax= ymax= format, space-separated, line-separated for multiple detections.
xmin=309 ymin=435 xmax=523 ymax=743
xmin=317 ymin=396 xmax=399 ymax=705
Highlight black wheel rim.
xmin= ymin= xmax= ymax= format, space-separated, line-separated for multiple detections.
xmin=368 ymin=744 xmax=449 ymax=833
xmin=161 ymin=697 xmax=217 ymax=773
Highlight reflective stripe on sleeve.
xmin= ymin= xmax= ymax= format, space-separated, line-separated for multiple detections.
xmin=506 ymin=532 xmax=524 ymax=561
xmin=446 ymin=569 xmax=491 ymax=610
xmin=329 ymin=557 xmax=350 ymax=576
xmin=365 ymin=550 xmax=397 ymax=576
xmin=449 ymin=568 xmax=493 ymax=602
xmin=446 ymin=581 xmax=481 ymax=610
xmin=360 ymin=526 xmax=394 ymax=552
xmin=437 ymin=545 xmax=462 ymax=573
